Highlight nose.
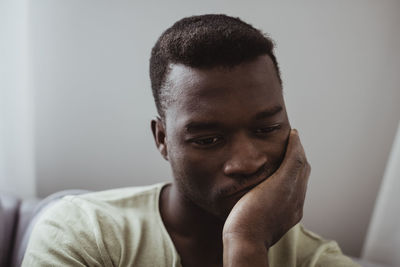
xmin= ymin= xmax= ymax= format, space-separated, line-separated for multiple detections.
xmin=223 ymin=132 xmax=268 ymax=179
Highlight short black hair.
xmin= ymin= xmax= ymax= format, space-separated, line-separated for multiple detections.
xmin=150 ymin=14 xmax=281 ymax=118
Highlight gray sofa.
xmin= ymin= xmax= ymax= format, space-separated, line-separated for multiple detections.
xmin=0 ymin=190 xmax=88 ymax=267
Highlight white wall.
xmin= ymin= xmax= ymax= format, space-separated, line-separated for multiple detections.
xmin=0 ymin=0 xmax=35 ymax=198
xmin=21 ymin=0 xmax=400 ymax=257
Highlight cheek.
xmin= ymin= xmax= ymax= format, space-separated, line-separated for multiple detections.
xmin=262 ymin=127 xmax=291 ymax=167
xmin=168 ymin=144 xmax=221 ymax=193
xmin=168 ymin=150 xmax=227 ymax=216
xmin=275 ymin=127 xmax=291 ymax=162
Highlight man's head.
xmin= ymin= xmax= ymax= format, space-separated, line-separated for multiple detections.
xmin=150 ymin=14 xmax=290 ymax=219
xmin=150 ymin=14 xmax=282 ymax=119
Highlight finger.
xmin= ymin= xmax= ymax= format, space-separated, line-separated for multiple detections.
xmin=274 ymin=129 xmax=307 ymax=179
xmin=295 ymin=161 xmax=311 ymax=204
xmin=298 ymin=161 xmax=311 ymax=192
xmin=296 ymin=162 xmax=311 ymax=206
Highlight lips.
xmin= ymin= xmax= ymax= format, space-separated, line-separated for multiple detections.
xmin=220 ymin=165 xmax=274 ymax=199
xmin=223 ymin=178 xmax=265 ymax=199
xmin=227 ymin=186 xmax=254 ymax=199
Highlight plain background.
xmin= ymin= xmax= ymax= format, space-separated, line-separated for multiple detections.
xmin=2 ymin=0 xmax=400 ymax=258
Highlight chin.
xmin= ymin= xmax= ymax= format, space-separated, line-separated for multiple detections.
xmin=212 ymin=200 xmax=239 ymax=221
xmin=195 ymin=198 xmax=233 ymax=221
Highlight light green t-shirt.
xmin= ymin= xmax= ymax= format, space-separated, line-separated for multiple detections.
xmin=22 ymin=183 xmax=359 ymax=267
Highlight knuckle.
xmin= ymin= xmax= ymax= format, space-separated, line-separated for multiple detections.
xmin=294 ymin=155 xmax=305 ymax=167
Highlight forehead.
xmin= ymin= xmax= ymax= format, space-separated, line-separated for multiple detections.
xmin=164 ymin=55 xmax=284 ymax=127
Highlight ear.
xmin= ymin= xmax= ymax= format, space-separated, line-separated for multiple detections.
xmin=151 ymin=117 xmax=169 ymax=161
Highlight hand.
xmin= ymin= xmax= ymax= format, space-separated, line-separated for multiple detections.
xmin=223 ymin=129 xmax=311 ymax=250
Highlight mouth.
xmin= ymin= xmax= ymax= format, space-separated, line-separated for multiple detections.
xmin=222 ymin=177 xmax=267 ymax=199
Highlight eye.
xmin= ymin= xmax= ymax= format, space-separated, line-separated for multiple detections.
xmin=255 ymin=124 xmax=281 ymax=134
xmin=192 ymin=136 xmax=222 ymax=147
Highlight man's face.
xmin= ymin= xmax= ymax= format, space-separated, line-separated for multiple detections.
xmin=161 ymin=55 xmax=291 ymax=219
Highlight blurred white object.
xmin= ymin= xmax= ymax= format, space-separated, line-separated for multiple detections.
xmin=362 ymin=122 xmax=400 ymax=266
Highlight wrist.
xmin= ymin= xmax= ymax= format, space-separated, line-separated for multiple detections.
xmin=222 ymin=230 xmax=272 ymax=249
xmin=223 ymin=234 xmax=269 ymax=267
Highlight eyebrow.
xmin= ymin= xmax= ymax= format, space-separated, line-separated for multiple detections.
xmin=185 ymin=121 xmax=221 ymax=133
xmin=254 ymin=105 xmax=283 ymax=120
xmin=184 ymin=105 xmax=283 ymax=133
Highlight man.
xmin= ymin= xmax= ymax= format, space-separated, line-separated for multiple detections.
xmin=23 ymin=14 xmax=359 ymax=266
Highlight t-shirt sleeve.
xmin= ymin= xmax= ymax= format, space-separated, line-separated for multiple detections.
xmin=21 ymin=197 xmax=113 ymax=267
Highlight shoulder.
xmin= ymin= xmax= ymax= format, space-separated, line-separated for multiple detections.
xmin=62 ymin=182 xmax=166 ymax=215
xmin=269 ymin=224 xmax=361 ymax=267
xmin=296 ymin=225 xmax=360 ymax=266
xmin=22 ymin=183 xmax=168 ymax=266
xmin=22 ymin=195 xmax=108 ymax=266
xmin=34 ymin=182 xmax=166 ymax=232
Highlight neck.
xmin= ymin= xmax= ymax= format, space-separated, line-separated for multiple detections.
xmin=159 ymin=183 xmax=224 ymax=263
xmin=160 ymin=183 xmax=225 ymax=239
